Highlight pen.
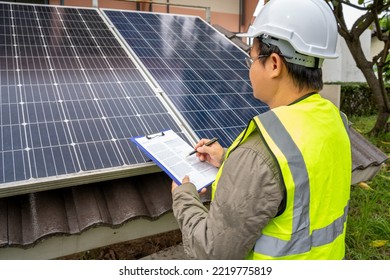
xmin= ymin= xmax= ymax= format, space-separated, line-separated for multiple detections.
xmin=187 ymin=137 xmax=218 ymax=157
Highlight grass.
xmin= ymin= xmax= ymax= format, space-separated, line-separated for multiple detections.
xmin=346 ymin=115 xmax=390 ymax=260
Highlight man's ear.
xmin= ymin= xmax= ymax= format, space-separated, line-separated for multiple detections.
xmin=269 ymin=53 xmax=283 ymax=78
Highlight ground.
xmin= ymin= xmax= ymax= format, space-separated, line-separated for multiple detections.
xmin=57 ymin=229 xmax=184 ymax=260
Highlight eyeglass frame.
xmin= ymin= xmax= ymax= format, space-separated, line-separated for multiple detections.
xmin=245 ymin=35 xmax=271 ymax=68
xmin=245 ymin=54 xmax=270 ymax=68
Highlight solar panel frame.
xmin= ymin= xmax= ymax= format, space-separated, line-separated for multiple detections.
xmin=0 ymin=2 xmax=195 ymax=198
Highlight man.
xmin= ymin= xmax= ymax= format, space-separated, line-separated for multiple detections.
xmin=171 ymin=0 xmax=352 ymax=260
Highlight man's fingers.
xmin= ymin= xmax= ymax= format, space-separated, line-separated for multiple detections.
xmin=196 ymin=144 xmax=212 ymax=155
xmin=182 ymin=175 xmax=190 ymax=184
xmin=194 ymin=138 xmax=211 ymax=150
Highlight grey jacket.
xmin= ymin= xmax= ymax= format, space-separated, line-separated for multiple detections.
xmin=172 ymin=130 xmax=285 ymax=259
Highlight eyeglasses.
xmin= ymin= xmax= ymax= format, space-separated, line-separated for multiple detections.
xmin=245 ymin=54 xmax=269 ymax=68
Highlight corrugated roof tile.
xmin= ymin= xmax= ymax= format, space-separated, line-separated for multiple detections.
xmin=0 ymin=172 xmax=177 ymax=248
xmin=0 ymin=199 xmax=8 ymax=246
xmin=350 ymin=128 xmax=388 ymax=170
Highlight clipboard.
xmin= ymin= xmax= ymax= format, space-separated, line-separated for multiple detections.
xmin=131 ymin=129 xmax=218 ymax=191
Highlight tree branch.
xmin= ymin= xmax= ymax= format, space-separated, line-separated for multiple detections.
xmin=351 ymin=11 xmax=375 ymax=37
xmin=338 ymin=0 xmax=371 ymax=11
xmin=329 ymin=0 xmax=351 ymax=39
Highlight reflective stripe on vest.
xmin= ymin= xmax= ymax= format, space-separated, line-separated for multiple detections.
xmin=253 ymin=110 xmax=349 ymax=257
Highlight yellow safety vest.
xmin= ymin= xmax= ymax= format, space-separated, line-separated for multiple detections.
xmin=212 ymin=94 xmax=351 ymax=259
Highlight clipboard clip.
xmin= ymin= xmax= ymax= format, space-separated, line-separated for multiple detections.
xmin=146 ymin=131 xmax=165 ymax=139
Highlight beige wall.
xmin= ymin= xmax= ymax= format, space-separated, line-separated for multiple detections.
xmin=167 ymin=0 xmax=239 ymax=14
xmin=50 ymin=0 xmax=239 ymax=13
xmin=241 ymin=0 xmax=257 ymax=33
xmin=371 ymin=36 xmax=385 ymax=61
xmin=47 ymin=1 xmax=265 ymax=34
xmin=50 ymin=0 xmax=136 ymax=9
xmin=49 ymin=0 xmax=245 ymax=32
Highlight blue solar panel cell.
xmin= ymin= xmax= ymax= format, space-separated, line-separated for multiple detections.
xmin=169 ymin=95 xmax=204 ymax=111
xmin=233 ymin=108 xmax=259 ymax=123
xmin=180 ymin=81 xmax=212 ymax=94
xmin=195 ymin=95 xmax=228 ymax=110
xmin=2 ymin=125 xmax=20 ymax=151
xmin=4 ymin=150 xmax=30 ymax=182
xmin=204 ymin=81 xmax=235 ymax=94
xmin=219 ymin=93 xmax=251 ymax=108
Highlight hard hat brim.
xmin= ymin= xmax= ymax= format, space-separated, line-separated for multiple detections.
xmin=236 ymin=32 xmax=251 ymax=38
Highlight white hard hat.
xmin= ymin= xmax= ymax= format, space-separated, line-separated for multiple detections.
xmin=238 ymin=0 xmax=338 ymax=67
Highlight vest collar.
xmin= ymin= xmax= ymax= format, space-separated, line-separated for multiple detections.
xmin=288 ymin=92 xmax=318 ymax=106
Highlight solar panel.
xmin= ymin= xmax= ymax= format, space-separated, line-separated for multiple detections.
xmin=102 ymin=10 xmax=269 ymax=147
xmin=0 ymin=3 xmax=190 ymax=196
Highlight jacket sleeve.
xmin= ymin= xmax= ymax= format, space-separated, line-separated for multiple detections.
xmin=172 ymin=138 xmax=284 ymax=259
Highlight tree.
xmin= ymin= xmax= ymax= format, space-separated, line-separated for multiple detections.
xmin=327 ymin=0 xmax=390 ymax=134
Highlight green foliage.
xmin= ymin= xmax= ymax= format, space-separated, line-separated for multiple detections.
xmin=380 ymin=16 xmax=390 ymax=31
xmin=340 ymin=83 xmax=390 ymax=116
xmin=379 ymin=15 xmax=390 ymax=82
xmin=384 ymin=54 xmax=390 ymax=83
xmin=346 ymin=116 xmax=390 ymax=260
xmin=349 ymin=115 xmax=390 ymax=153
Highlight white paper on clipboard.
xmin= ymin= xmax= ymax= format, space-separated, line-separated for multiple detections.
xmin=131 ymin=129 xmax=218 ymax=191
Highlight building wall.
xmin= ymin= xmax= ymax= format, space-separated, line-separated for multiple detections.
xmin=49 ymin=0 xmax=136 ymax=9
xmin=323 ymin=30 xmax=370 ymax=83
xmin=371 ymin=36 xmax=385 ymax=61
xmin=322 ymin=35 xmax=343 ymax=83
xmin=168 ymin=0 xmax=238 ymax=14
xmin=241 ymin=0 xmax=258 ymax=33
xmin=151 ymin=6 xmax=240 ymax=32
xmin=49 ymin=0 xmax=242 ymax=32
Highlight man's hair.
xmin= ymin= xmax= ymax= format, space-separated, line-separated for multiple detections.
xmin=257 ymin=40 xmax=323 ymax=92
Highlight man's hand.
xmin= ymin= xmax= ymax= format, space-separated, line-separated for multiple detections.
xmin=194 ymin=138 xmax=224 ymax=168
xmin=171 ymin=175 xmax=190 ymax=193
xmin=171 ymin=175 xmax=207 ymax=194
